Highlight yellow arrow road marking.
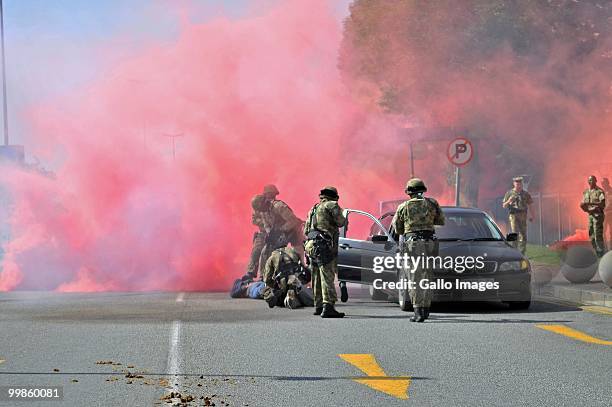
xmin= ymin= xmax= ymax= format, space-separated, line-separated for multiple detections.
xmin=536 ymin=324 xmax=612 ymax=345
xmin=338 ymin=354 xmax=410 ymax=400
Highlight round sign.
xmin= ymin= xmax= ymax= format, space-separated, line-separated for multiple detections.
xmin=447 ymin=137 xmax=473 ymax=167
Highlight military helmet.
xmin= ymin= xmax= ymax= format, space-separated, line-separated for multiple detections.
xmin=405 ymin=178 xmax=427 ymax=194
xmin=512 ymin=176 xmax=523 ymax=183
xmin=251 ymin=194 xmax=268 ymax=211
xmin=320 ymin=186 xmax=339 ymax=200
xmin=263 ymin=184 xmax=279 ymax=196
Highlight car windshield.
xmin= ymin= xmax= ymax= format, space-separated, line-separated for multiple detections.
xmin=378 ymin=211 xmax=504 ymax=241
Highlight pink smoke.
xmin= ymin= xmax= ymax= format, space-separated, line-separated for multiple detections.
xmin=1 ymin=1 xmax=410 ymax=291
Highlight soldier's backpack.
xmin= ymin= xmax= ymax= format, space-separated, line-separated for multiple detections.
xmin=304 ymin=204 xmax=335 ymax=265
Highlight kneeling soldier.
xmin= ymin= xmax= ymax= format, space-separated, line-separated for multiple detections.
xmin=262 ymin=242 xmax=313 ymax=309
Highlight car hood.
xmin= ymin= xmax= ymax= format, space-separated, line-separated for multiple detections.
xmin=438 ymin=240 xmax=524 ymax=262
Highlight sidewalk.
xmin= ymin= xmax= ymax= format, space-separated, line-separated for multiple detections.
xmin=532 ymin=264 xmax=612 ymax=307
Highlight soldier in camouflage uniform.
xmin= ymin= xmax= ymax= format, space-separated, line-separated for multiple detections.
xmin=260 ymin=185 xmax=305 ymax=264
xmin=602 ymin=178 xmax=612 ymax=247
xmin=392 ymin=178 xmax=444 ymax=322
xmin=303 ymin=186 xmax=347 ymax=318
xmin=581 ymin=175 xmax=606 ymax=257
xmin=502 ymin=177 xmax=534 ymax=254
xmin=242 ymin=194 xmax=271 ymax=281
xmin=262 ymin=243 xmax=313 ymax=309
xmin=249 ymin=193 xmax=303 ymax=275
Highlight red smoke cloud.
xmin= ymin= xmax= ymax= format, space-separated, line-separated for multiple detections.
xmin=0 ymin=1 xmax=409 ymax=291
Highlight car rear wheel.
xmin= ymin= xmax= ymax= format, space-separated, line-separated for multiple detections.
xmin=398 ymin=270 xmax=413 ymax=311
xmin=507 ymin=301 xmax=531 ymax=310
xmin=369 ymin=285 xmax=388 ymax=301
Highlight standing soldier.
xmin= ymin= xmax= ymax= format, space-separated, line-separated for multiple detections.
xmin=303 ymin=186 xmax=347 ymax=318
xmin=502 ymin=177 xmax=534 ymax=254
xmin=580 ymin=175 xmax=606 ymax=257
xmin=602 ymin=178 xmax=612 ymax=247
xmin=242 ymin=194 xmax=270 ymax=281
xmin=262 ymin=184 xmax=305 ymax=260
xmin=392 ymin=178 xmax=444 ymax=323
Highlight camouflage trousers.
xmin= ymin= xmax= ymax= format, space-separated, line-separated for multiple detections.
xmin=589 ymin=213 xmax=606 ymax=256
xmin=246 ymin=232 xmax=266 ymax=278
xmin=258 ymin=227 xmax=305 ymax=274
xmin=509 ymin=212 xmax=528 ymax=254
xmin=312 ymin=258 xmax=338 ymax=307
xmin=404 ymin=239 xmax=436 ymax=308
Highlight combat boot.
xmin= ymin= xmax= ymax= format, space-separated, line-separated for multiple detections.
xmin=410 ymin=307 xmax=425 ymax=322
xmin=284 ymin=290 xmax=298 ymax=309
xmin=321 ymin=303 xmax=345 ymax=318
xmin=423 ymin=307 xmax=430 ymax=319
xmin=265 ymin=291 xmax=278 ymax=309
xmin=313 ymin=306 xmax=323 ymax=315
xmin=340 ymin=282 xmax=348 ymax=302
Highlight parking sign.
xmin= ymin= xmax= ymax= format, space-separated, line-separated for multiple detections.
xmin=447 ymin=137 xmax=473 ymax=166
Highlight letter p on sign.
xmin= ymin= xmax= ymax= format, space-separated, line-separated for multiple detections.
xmin=447 ymin=137 xmax=473 ymax=167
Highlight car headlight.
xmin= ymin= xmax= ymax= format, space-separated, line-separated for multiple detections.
xmin=499 ymin=260 xmax=530 ymax=272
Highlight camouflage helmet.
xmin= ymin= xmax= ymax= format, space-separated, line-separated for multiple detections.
xmin=251 ymin=194 xmax=269 ymax=211
xmin=319 ymin=186 xmax=339 ymax=200
xmin=263 ymin=184 xmax=279 ymax=197
xmin=405 ymin=178 xmax=427 ymax=194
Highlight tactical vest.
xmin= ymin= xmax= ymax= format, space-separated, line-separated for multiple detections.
xmin=404 ymin=197 xmax=437 ymax=232
xmin=506 ymin=190 xmax=530 ymax=213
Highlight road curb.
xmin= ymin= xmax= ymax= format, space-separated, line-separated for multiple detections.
xmin=534 ymin=283 xmax=612 ymax=308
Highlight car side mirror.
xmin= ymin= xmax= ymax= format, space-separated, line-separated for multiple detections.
xmin=506 ymin=233 xmax=518 ymax=242
xmin=372 ymin=235 xmax=388 ymax=243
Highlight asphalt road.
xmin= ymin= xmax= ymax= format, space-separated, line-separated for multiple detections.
xmin=0 ymin=288 xmax=610 ymax=407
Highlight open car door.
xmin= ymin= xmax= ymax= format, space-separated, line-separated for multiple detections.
xmin=337 ymin=209 xmax=398 ymax=284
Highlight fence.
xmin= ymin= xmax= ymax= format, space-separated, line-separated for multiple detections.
xmin=482 ymin=192 xmax=585 ymax=246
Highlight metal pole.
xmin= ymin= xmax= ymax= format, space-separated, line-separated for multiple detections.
xmin=455 ymin=166 xmax=460 ymax=207
xmin=557 ymin=193 xmax=562 ymax=241
xmin=409 ymin=141 xmax=415 ymax=178
xmin=162 ymin=133 xmax=183 ymax=161
xmin=538 ymin=192 xmax=544 ymax=245
xmin=0 ymin=0 xmax=8 ymax=146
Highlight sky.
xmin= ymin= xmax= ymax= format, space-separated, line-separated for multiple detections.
xmin=1 ymin=0 xmax=351 ymax=152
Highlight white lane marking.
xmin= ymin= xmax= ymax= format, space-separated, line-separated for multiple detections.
xmin=166 ymin=292 xmax=185 ymax=391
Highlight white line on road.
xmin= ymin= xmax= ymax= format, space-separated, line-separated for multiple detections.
xmin=166 ymin=292 xmax=185 ymax=392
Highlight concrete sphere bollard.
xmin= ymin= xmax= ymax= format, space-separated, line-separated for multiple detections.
xmin=560 ymin=245 xmax=598 ymax=284
xmin=598 ymin=251 xmax=612 ymax=288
